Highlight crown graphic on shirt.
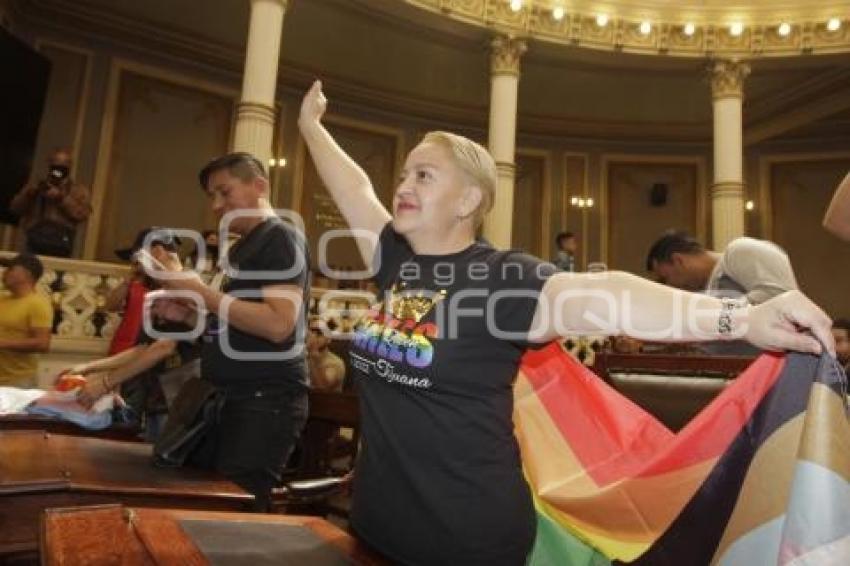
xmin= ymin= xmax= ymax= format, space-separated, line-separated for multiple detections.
xmin=389 ymin=284 xmax=447 ymax=323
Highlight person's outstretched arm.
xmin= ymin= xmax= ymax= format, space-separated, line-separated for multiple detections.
xmin=70 ymin=345 xmax=145 ymax=376
xmin=77 ymin=339 xmax=177 ymax=408
xmin=9 ymin=182 xmax=41 ymax=215
xmin=823 ymin=172 xmax=850 ymax=240
xmin=298 ymin=80 xmax=391 ymax=269
xmin=531 ymin=271 xmax=833 ymax=355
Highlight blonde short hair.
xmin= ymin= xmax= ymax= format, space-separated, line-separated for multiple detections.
xmin=421 ymin=131 xmax=496 ymax=229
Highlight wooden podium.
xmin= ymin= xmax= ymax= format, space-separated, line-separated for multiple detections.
xmin=0 ymin=431 xmax=252 ymax=557
xmin=41 ymin=505 xmax=387 ymax=565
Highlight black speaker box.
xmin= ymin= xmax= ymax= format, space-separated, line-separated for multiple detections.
xmin=650 ymin=183 xmax=668 ymax=207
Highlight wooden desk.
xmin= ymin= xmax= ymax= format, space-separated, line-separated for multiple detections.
xmin=0 ymin=414 xmax=143 ymax=442
xmin=0 ymin=431 xmax=252 ymax=557
xmin=41 ymin=505 xmax=386 ymax=565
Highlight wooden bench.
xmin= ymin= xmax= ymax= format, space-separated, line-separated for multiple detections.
xmin=590 ymin=352 xmax=755 ymax=431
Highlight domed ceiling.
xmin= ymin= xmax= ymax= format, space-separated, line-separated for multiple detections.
xmin=399 ymin=0 xmax=850 ymax=57
xmin=11 ymin=0 xmax=850 ymax=143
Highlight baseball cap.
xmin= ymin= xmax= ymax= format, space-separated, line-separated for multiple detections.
xmin=114 ymin=227 xmax=182 ymax=261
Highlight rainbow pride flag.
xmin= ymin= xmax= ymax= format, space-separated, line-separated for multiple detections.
xmin=514 ymin=344 xmax=850 ymax=565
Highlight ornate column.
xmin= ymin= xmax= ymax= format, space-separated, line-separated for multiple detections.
xmin=231 ymin=0 xmax=288 ymax=165
xmin=483 ymin=35 xmax=526 ymax=249
xmin=708 ymin=59 xmax=750 ymax=249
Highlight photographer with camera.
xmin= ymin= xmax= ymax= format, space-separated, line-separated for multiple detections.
xmin=10 ymin=148 xmax=92 ymax=257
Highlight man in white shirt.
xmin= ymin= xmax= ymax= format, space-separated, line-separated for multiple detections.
xmin=646 ymin=230 xmax=798 ymax=304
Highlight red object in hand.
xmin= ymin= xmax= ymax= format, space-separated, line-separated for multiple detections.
xmin=55 ymin=373 xmax=87 ymax=392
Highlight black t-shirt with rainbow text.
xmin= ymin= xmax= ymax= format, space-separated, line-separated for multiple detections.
xmin=350 ymin=223 xmax=555 ymax=565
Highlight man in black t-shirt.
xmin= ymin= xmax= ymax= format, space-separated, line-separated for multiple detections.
xmin=151 ymin=153 xmax=310 ymax=511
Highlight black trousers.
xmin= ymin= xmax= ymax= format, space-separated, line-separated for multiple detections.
xmin=188 ymin=386 xmax=308 ymax=511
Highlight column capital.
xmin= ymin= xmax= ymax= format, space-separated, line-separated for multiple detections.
xmin=490 ymin=35 xmax=527 ymax=77
xmin=707 ymin=59 xmax=750 ymax=100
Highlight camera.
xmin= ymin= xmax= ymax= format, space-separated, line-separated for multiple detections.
xmin=47 ymin=164 xmax=70 ymax=185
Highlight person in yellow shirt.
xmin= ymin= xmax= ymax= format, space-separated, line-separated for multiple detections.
xmin=0 ymin=254 xmax=53 ymax=387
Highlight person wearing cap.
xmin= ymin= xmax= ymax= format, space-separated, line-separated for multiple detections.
xmin=106 ymin=228 xmax=181 ymax=355
xmin=0 ymin=254 xmax=53 ymax=387
xmin=9 ymin=148 xmax=92 ymax=257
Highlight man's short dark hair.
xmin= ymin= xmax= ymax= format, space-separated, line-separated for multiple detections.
xmin=833 ymin=318 xmax=850 ymax=334
xmin=198 ymin=152 xmax=267 ymax=191
xmin=556 ymin=231 xmax=575 ymax=246
xmin=645 ymin=230 xmax=704 ymax=271
xmin=0 ymin=253 xmax=44 ymax=281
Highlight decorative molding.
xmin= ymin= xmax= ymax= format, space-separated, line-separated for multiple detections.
xmin=490 ymin=35 xmax=527 ymax=76
xmin=404 ymin=0 xmax=850 ymax=58
xmin=710 ymin=181 xmax=745 ymax=198
xmin=494 ymin=161 xmax=517 ymax=177
xmin=235 ymin=101 xmax=276 ymax=124
xmin=708 ymin=59 xmax=751 ymax=100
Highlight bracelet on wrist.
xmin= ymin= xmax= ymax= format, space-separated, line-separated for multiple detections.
xmin=718 ymin=297 xmax=746 ymax=339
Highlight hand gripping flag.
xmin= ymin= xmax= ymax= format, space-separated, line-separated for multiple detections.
xmin=514 ymin=344 xmax=850 ymax=565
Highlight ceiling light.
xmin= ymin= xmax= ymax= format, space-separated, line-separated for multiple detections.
xmin=509 ymin=0 xmax=522 ymax=12
xmin=552 ymin=6 xmax=565 ymax=21
xmin=639 ymin=21 xmax=652 ymax=35
xmin=683 ymin=22 xmax=696 ymax=36
xmin=827 ymin=18 xmax=841 ymax=31
xmin=778 ymin=22 xmax=791 ymax=36
xmin=729 ymin=22 xmax=744 ymax=36
xmin=596 ymin=13 xmax=609 ymax=27
xmin=745 ymin=200 xmax=755 ymax=211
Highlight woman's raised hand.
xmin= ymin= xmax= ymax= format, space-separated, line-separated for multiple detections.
xmin=299 ymin=80 xmax=327 ymax=126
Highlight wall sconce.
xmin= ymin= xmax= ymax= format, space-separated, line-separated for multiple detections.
xmin=268 ymin=157 xmax=287 ymax=168
xmin=570 ymin=196 xmax=594 ymax=208
xmin=745 ymin=200 xmax=755 ymax=211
